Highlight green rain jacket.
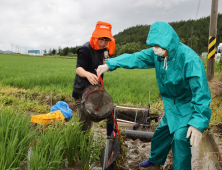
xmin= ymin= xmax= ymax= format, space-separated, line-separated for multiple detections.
xmin=106 ymin=21 xmax=212 ymax=134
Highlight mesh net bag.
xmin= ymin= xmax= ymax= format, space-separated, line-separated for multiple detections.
xmin=81 ymin=85 xmax=114 ymax=122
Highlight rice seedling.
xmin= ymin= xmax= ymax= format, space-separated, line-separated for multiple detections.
xmin=0 ymin=109 xmax=35 ymax=169
xmin=28 ymin=117 xmax=105 ymax=170
xmin=28 ymin=121 xmax=65 ymax=170
xmin=0 ymin=54 xmax=75 ymax=94
xmin=104 ymin=68 xmax=159 ymax=106
xmin=63 ymin=117 xmax=83 ymax=167
xmin=0 ymin=54 xmax=160 ymax=106
xmin=79 ymin=129 xmax=106 ymax=170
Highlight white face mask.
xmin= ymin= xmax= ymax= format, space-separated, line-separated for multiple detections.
xmin=152 ymin=47 xmax=165 ymax=56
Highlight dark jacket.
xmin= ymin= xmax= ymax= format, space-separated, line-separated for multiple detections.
xmin=72 ymin=42 xmax=108 ymax=99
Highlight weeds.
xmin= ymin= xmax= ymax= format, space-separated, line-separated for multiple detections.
xmin=115 ymin=136 xmax=129 ymax=170
xmin=97 ymin=120 xmax=106 ymax=128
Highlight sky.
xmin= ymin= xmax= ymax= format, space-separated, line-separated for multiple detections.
xmin=0 ymin=0 xmax=222 ymax=54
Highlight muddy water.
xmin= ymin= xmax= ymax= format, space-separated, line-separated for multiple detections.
xmin=118 ymin=123 xmax=222 ymax=170
xmin=191 ymin=133 xmax=221 ymax=170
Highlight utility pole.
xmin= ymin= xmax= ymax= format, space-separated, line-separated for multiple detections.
xmin=191 ymin=27 xmax=193 ymax=49
xmin=207 ymin=0 xmax=219 ymax=81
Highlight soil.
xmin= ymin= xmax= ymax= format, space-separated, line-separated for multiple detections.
xmin=67 ymin=107 xmax=173 ymax=170
xmin=91 ymin=121 xmax=173 ymax=170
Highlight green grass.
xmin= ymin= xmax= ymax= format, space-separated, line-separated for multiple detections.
xmin=0 ymin=54 xmax=159 ymax=106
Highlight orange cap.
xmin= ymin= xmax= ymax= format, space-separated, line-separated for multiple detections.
xmin=92 ymin=21 xmax=115 ymax=41
xmin=90 ymin=21 xmax=116 ymax=55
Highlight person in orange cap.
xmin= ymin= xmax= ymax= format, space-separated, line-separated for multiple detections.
xmin=72 ymin=21 xmax=116 ymax=136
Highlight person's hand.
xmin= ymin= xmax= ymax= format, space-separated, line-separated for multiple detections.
xmin=103 ymin=51 xmax=109 ymax=64
xmin=186 ymin=126 xmax=202 ymax=147
xmin=96 ymin=64 xmax=109 ymax=78
xmin=103 ymin=58 xmax=108 ymax=64
xmin=86 ymin=72 xmax=99 ymax=85
xmin=103 ymin=56 xmax=110 ymax=64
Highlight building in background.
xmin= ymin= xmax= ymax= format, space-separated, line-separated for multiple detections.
xmin=28 ymin=50 xmax=43 ymax=56
xmin=28 ymin=50 xmax=40 ymax=54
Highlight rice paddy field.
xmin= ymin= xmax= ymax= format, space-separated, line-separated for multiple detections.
xmin=1 ymin=53 xmax=222 ymax=169
xmin=0 ymin=53 xmax=161 ymax=170
xmin=0 ymin=53 xmax=160 ymax=106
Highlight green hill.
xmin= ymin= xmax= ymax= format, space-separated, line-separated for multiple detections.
xmin=113 ymin=13 xmax=222 ymax=55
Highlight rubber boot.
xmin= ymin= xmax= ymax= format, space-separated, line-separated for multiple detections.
xmin=140 ymin=160 xmax=154 ymax=167
xmin=106 ymin=122 xmax=114 ymax=136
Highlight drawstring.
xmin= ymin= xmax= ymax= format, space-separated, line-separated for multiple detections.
xmin=163 ymin=56 xmax=168 ymax=70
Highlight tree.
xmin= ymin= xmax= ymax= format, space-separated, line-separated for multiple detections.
xmin=43 ymin=49 xmax=47 ymax=55
xmin=48 ymin=48 xmax=52 ymax=55
xmin=51 ymin=49 xmax=57 ymax=55
xmin=113 ymin=42 xmax=142 ymax=57
xmin=58 ymin=46 xmax=61 ymax=55
xmin=181 ymin=38 xmax=186 ymax=44
xmin=113 ymin=13 xmax=222 ymax=55
xmin=60 ymin=47 xmax=69 ymax=56
xmin=188 ymin=36 xmax=199 ymax=53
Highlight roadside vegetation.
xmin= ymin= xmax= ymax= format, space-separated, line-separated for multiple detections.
xmin=201 ymin=57 xmax=222 ymax=133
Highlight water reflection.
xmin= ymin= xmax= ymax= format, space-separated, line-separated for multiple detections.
xmin=191 ymin=133 xmax=221 ymax=170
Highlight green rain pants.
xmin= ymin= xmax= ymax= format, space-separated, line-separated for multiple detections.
xmin=149 ymin=116 xmax=191 ymax=170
